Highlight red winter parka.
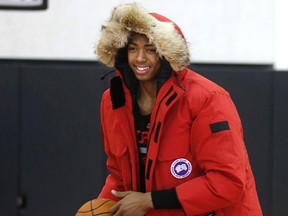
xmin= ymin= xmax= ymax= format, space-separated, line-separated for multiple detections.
xmin=96 ymin=3 xmax=262 ymax=216
xmin=98 ymin=68 xmax=262 ymax=216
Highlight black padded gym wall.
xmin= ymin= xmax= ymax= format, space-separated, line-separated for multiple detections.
xmin=19 ymin=61 xmax=112 ymax=216
xmin=272 ymin=72 xmax=288 ymax=215
xmin=0 ymin=60 xmax=287 ymax=216
xmin=0 ymin=62 xmax=20 ymax=216
xmin=0 ymin=60 xmax=112 ymax=216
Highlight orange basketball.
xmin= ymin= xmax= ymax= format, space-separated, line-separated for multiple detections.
xmin=75 ymin=198 xmax=117 ymax=216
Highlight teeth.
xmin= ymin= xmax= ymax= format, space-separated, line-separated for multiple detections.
xmin=137 ymin=66 xmax=149 ymax=71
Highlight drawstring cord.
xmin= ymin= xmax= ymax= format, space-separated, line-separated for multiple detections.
xmin=174 ymin=73 xmax=186 ymax=91
xmin=100 ymin=69 xmax=115 ymax=80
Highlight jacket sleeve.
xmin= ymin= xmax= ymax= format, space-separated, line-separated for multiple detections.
xmin=97 ymin=92 xmax=125 ymax=201
xmin=176 ymin=91 xmax=248 ymax=215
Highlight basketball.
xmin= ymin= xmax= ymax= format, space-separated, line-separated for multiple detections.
xmin=75 ymin=198 xmax=117 ymax=216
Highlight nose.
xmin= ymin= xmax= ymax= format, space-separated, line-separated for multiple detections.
xmin=135 ymin=49 xmax=146 ymax=62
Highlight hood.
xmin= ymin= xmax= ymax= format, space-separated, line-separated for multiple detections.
xmin=95 ymin=3 xmax=190 ymax=72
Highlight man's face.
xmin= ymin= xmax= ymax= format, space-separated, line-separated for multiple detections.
xmin=127 ymin=33 xmax=161 ymax=83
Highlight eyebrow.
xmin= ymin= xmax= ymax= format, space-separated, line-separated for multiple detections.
xmin=128 ymin=41 xmax=155 ymax=47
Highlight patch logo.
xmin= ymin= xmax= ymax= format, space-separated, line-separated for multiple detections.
xmin=170 ymin=158 xmax=192 ymax=179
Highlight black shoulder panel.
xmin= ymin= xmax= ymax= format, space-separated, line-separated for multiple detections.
xmin=110 ymin=76 xmax=125 ymax=109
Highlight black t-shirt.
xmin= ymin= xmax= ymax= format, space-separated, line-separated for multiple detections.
xmin=134 ymin=104 xmax=150 ymax=192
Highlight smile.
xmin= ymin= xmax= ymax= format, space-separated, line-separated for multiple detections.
xmin=135 ymin=66 xmax=150 ymax=74
xmin=136 ymin=66 xmax=150 ymax=71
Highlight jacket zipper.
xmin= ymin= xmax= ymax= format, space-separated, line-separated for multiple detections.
xmin=147 ymin=73 xmax=184 ymax=145
xmin=147 ymin=86 xmax=173 ymax=147
xmin=146 ymin=86 xmax=174 ymax=181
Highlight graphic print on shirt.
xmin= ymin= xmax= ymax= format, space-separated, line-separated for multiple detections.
xmin=137 ymin=122 xmax=150 ymax=166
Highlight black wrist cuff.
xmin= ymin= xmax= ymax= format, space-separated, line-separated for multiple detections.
xmin=151 ymin=188 xmax=182 ymax=209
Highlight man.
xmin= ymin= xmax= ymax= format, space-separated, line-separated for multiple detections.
xmin=95 ymin=3 xmax=262 ymax=216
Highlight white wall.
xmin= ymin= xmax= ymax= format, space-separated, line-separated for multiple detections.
xmin=274 ymin=0 xmax=288 ymax=70
xmin=0 ymin=0 xmax=278 ymax=66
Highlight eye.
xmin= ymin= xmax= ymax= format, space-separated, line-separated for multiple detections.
xmin=146 ymin=48 xmax=157 ymax=54
xmin=128 ymin=45 xmax=137 ymax=52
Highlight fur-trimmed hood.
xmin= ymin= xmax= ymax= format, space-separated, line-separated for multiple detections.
xmin=95 ymin=3 xmax=190 ymax=71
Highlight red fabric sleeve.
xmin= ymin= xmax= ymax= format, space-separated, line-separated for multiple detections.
xmin=176 ymin=91 xmax=247 ymax=215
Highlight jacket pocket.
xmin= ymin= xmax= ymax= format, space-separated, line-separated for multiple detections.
xmin=153 ymin=134 xmax=195 ymax=189
xmin=157 ymin=134 xmax=190 ymax=161
xmin=107 ymin=132 xmax=128 ymax=156
xmin=106 ymin=131 xmax=132 ymax=191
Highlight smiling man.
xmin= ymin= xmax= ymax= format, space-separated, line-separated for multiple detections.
xmin=127 ymin=33 xmax=161 ymax=115
xmin=95 ymin=3 xmax=263 ymax=216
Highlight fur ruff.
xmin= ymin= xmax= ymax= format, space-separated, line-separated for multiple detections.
xmin=95 ymin=3 xmax=190 ymax=71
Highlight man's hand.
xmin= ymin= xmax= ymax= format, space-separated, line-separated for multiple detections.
xmin=110 ymin=190 xmax=153 ymax=216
